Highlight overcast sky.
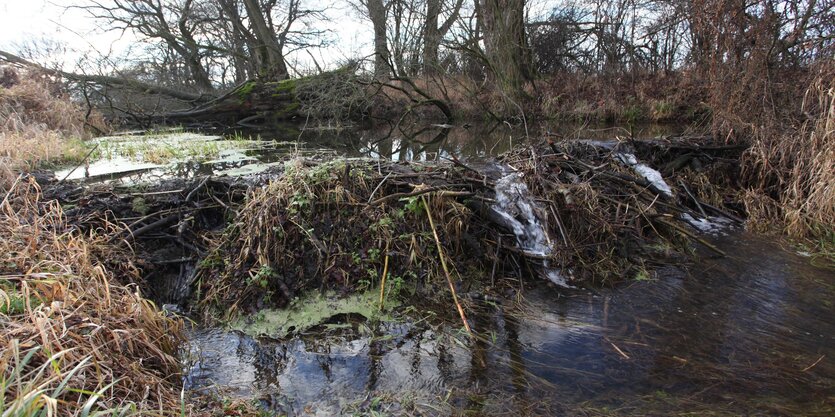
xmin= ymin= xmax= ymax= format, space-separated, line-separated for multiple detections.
xmin=0 ymin=0 xmax=555 ymax=74
xmin=0 ymin=0 xmax=371 ymax=73
xmin=0 ymin=1 xmax=129 ymax=53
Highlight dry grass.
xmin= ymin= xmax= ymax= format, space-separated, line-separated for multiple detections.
xmin=0 ymin=177 xmax=183 ymax=415
xmin=195 ymin=158 xmax=474 ymax=318
xmin=0 ymin=66 xmax=107 ymax=185
xmin=740 ymin=63 xmax=835 ymax=242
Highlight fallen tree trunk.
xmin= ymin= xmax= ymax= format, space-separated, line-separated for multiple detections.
xmin=156 ymin=79 xmax=302 ymax=126
xmin=1 ymin=51 xmax=454 ymax=128
xmin=0 ymin=50 xmax=210 ymax=103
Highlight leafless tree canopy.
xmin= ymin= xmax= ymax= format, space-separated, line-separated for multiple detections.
xmin=1 ymin=0 xmax=831 ymax=122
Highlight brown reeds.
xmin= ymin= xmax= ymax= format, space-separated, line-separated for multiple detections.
xmin=0 ymin=66 xmax=107 ymax=187
xmin=0 ymin=177 xmax=182 ymax=415
xmin=740 ymin=63 xmax=835 ymax=242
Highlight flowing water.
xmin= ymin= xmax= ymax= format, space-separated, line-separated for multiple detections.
xmin=184 ymin=234 xmax=833 ymax=416
xmin=56 ymin=124 xmax=833 ymax=415
xmin=491 ymin=171 xmax=569 ymax=287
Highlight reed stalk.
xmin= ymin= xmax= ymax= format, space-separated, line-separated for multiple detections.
xmin=421 ymin=194 xmax=472 ymax=336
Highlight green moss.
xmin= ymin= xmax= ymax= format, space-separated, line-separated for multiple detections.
xmin=131 ymin=197 xmax=149 ymax=216
xmin=274 ymin=78 xmax=297 ymax=94
xmin=232 ymin=290 xmax=398 ymax=338
xmin=236 ymin=81 xmax=257 ymax=101
xmin=272 ymin=101 xmax=300 ymax=119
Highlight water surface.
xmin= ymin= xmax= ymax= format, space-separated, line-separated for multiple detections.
xmin=185 ymin=234 xmax=834 ymax=416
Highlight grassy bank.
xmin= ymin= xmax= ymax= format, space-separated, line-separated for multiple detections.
xmin=365 ymin=71 xmax=709 ymax=125
xmin=1 ymin=67 xmax=185 ymax=416
xmin=1 ymin=179 xmax=183 ymax=415
xmin=738 ymin=66 xmax=835 ymax=249
xmin=1 ymin=68 xmax=106 ymax=186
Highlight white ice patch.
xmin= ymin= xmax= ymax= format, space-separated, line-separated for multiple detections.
xmin=493 ymin=172 xmax=570 ymax=287
xmin=54 ymin=157 xmax=161 ymax=180
xmin=616 ymin=153 xmax=674 ymax=197
xmin=680 ymin=213 xmax=735 ymax=236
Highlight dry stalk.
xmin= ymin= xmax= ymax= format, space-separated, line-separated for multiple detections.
xmin=421 ymin=194 xmax=472 ymax=336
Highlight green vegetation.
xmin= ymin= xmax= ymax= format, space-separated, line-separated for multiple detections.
xmin=236 ymin=81 xmax=257 ymax=101
xmin=0 ymin=281 xmax=27 ymax=315
xmin=91 ymin=131 xmax=260 ymax=165
xmin=233 ymin=290 xmax=397 ymax=338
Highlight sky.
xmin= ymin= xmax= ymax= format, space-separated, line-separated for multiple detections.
xmin=0 ymin=0 xmax=557 ymax=74
xmin=0 ymin=0 xmax=371 ymax=73
xmin=0 ymin=1 xmax=129 ymax=66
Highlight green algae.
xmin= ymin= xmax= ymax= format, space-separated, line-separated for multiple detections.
xmin=231 ymin=289 xmax=398 ymax=338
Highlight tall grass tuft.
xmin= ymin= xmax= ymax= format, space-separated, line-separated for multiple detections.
xmin=740 ymin=63 xmax=835 ymax=242
xmin=0 ymin=66 xmax=107 ymax=186
xmin=0 ymin=177 xmax=183 ymax=415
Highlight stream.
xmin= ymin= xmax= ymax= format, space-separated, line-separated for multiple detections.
xmin=56 ymin=125 xmax=833 ymax=415
xmin=184 ymin=234 xmax=833 ymax=415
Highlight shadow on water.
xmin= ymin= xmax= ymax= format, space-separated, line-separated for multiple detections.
xmin=185 ymin=233 xmax=834 ymax=416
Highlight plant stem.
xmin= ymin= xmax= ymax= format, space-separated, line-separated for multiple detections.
xmin=421 ymin=194 xmax=472 ymax=336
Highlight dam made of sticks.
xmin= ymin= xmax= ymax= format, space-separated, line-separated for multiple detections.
xmin=11 ymin=128 xmax=829 ymax=415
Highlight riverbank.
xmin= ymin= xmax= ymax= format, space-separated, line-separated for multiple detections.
xmin=1 ymin=69 xmax=832 ymax=415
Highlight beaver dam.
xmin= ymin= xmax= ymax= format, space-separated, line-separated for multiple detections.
xmin=24 ymin=128 xmax=835 ymax=415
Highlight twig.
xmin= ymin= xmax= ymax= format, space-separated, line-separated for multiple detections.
xmin=115 ymin=214 xmax=180 ymax=244
xmin=490 ymin=236 xmax=501 ymax=288
xmin=607 ymin=338 xmax=630 ymax=359
xmin=699 ymin=201 xmax=746 ymax=224
xmin=369 ymin=187 xmax=471 ymax=206
xmin=58 ymin=144 xmax=99 ymax=184
xmin=1 ymin=174 xmax=23 ymax=209
xmin=680 ymin=180 xmax=708 ymax=218
xmin=185 ymin=176 xmax=209 ymax=203
xmin=656 ymin=218 xmax=727 ymax=257
xmin=379 ymin=240 xmax=390 ymax=310
xmin=422 ymin=195 xmax=472 ymax=336
xmin=801 ymin=355 xmax=824 ymax=372
xmin=368 ymin=172 xmax=393 ymax=203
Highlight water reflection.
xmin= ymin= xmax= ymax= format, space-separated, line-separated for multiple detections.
xmin=59 ymin=122 xmax=686 ymax=185
xmin=290 ymin=122 xmax=686 ymax=162
xmin=185 ymin=233 xmax=834 ymax=415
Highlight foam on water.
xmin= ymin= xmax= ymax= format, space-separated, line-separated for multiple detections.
xmin=616 ymin=153 xmax=674 ymax=197
xmin=680 ymin=213 xmax=735 ymax=236
xmin=492 ymin=171 xmax=569 ymax=287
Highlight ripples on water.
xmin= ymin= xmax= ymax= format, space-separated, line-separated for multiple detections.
xmin=185 ymin=234 xmax=834 ymax=416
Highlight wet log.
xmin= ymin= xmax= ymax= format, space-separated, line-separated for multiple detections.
xmin=157 ymin=79 xmax=301 ymax=126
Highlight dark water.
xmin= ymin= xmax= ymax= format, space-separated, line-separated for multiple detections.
xmin=55 ymin=122 xmax=686 ymax=184
xmin=184 ymin=234 xmax=834 ymax=416
xmin=289 ymin=122 xmax=685 ymax=162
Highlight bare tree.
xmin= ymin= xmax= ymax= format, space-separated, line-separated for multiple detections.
xmin=74 ymin=0 xmax=216 ymax=90
xmin=423 ymin=0 xmax=465 ymax=72
xmin=479 ymin=0 xmax=534 ymax=97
